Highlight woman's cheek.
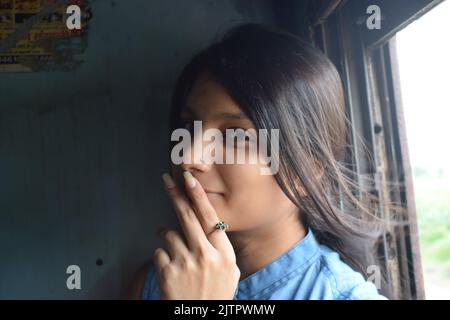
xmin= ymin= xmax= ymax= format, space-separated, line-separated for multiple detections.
xmin=222 ymin=163 xmax=272 ymax=217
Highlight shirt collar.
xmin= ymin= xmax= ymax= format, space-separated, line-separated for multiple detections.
xmin=234 ymin=228 xmax=320 ymax=299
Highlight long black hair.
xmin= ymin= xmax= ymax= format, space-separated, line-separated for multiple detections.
xmin=168 ymin=23 xmax=389 ymax=296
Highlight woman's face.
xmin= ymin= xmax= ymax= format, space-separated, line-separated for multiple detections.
xmin=171 ymin=72 xmax=299 ymax=233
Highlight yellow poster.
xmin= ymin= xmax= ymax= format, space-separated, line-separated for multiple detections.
xmin=0 ymin=0 xmax=91 ymax=72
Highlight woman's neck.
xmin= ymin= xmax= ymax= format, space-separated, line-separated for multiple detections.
xmin=227 ymin=209 xmax=306 ymax=281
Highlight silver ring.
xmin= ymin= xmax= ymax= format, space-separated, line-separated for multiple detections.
xmin=215 ymin=221 xmax=229 ymax=231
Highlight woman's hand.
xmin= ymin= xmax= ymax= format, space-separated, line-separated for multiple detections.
xmin=153 ymin=171 xmax=241 ymax=300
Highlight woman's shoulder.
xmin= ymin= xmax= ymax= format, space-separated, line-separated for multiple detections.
xmin=310 ymin=244 xmax=388 ymax=300
xmin=140 ymin=260 xmax=161 ymax=300
xmin=123 ymin=260 xmax=152 ymax=299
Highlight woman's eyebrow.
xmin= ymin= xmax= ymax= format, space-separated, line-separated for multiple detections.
xmin=182 ymin=104 xmax=248 ymax=120
xmin=214 ymin=111 xmax=248 ymax=120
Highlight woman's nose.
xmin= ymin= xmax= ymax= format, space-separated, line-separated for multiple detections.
xmin=180 ymin=134 xmax=213 ymax=173
xmin=181 ymin=157 xmax=211 ymax=173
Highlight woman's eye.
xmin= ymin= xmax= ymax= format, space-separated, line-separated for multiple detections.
xmin=223 ymin=127 xmax=251 ymax=147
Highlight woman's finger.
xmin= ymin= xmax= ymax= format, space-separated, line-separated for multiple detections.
xmin=158 ymin=228 xmax=190 ymax=260
xmin=161 ymin=173 xmax=212 ymax=253
xmin=153 ymin=247 xmax=171 ymax=274
xmin=181 ymin=170 xmax=234 ymax=255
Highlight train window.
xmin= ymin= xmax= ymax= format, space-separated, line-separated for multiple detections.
xmin=309 ymin=0 xmax=448 ymax=300
xmin=396 ymin=0 xmax=450 ymax=299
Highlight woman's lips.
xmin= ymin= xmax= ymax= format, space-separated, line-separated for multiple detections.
xmin=205 ymin=191 xmax=224 ymax=197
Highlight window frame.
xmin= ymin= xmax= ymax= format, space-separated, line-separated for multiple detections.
xmin=300 ymin=0 xmax=446 ymax=299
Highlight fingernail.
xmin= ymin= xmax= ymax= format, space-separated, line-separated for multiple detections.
xmin=183 ymin=171 xmax=196 ymax=188
xmin=162 ymin=173 xmax=175 ymax=189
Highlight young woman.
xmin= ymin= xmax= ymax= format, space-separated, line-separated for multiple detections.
xmin=129 ymin=23 xmax=388 ymax=300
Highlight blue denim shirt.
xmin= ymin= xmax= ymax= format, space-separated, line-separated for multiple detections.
xmin=141 ymin=228 xmax=387 ymax=300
